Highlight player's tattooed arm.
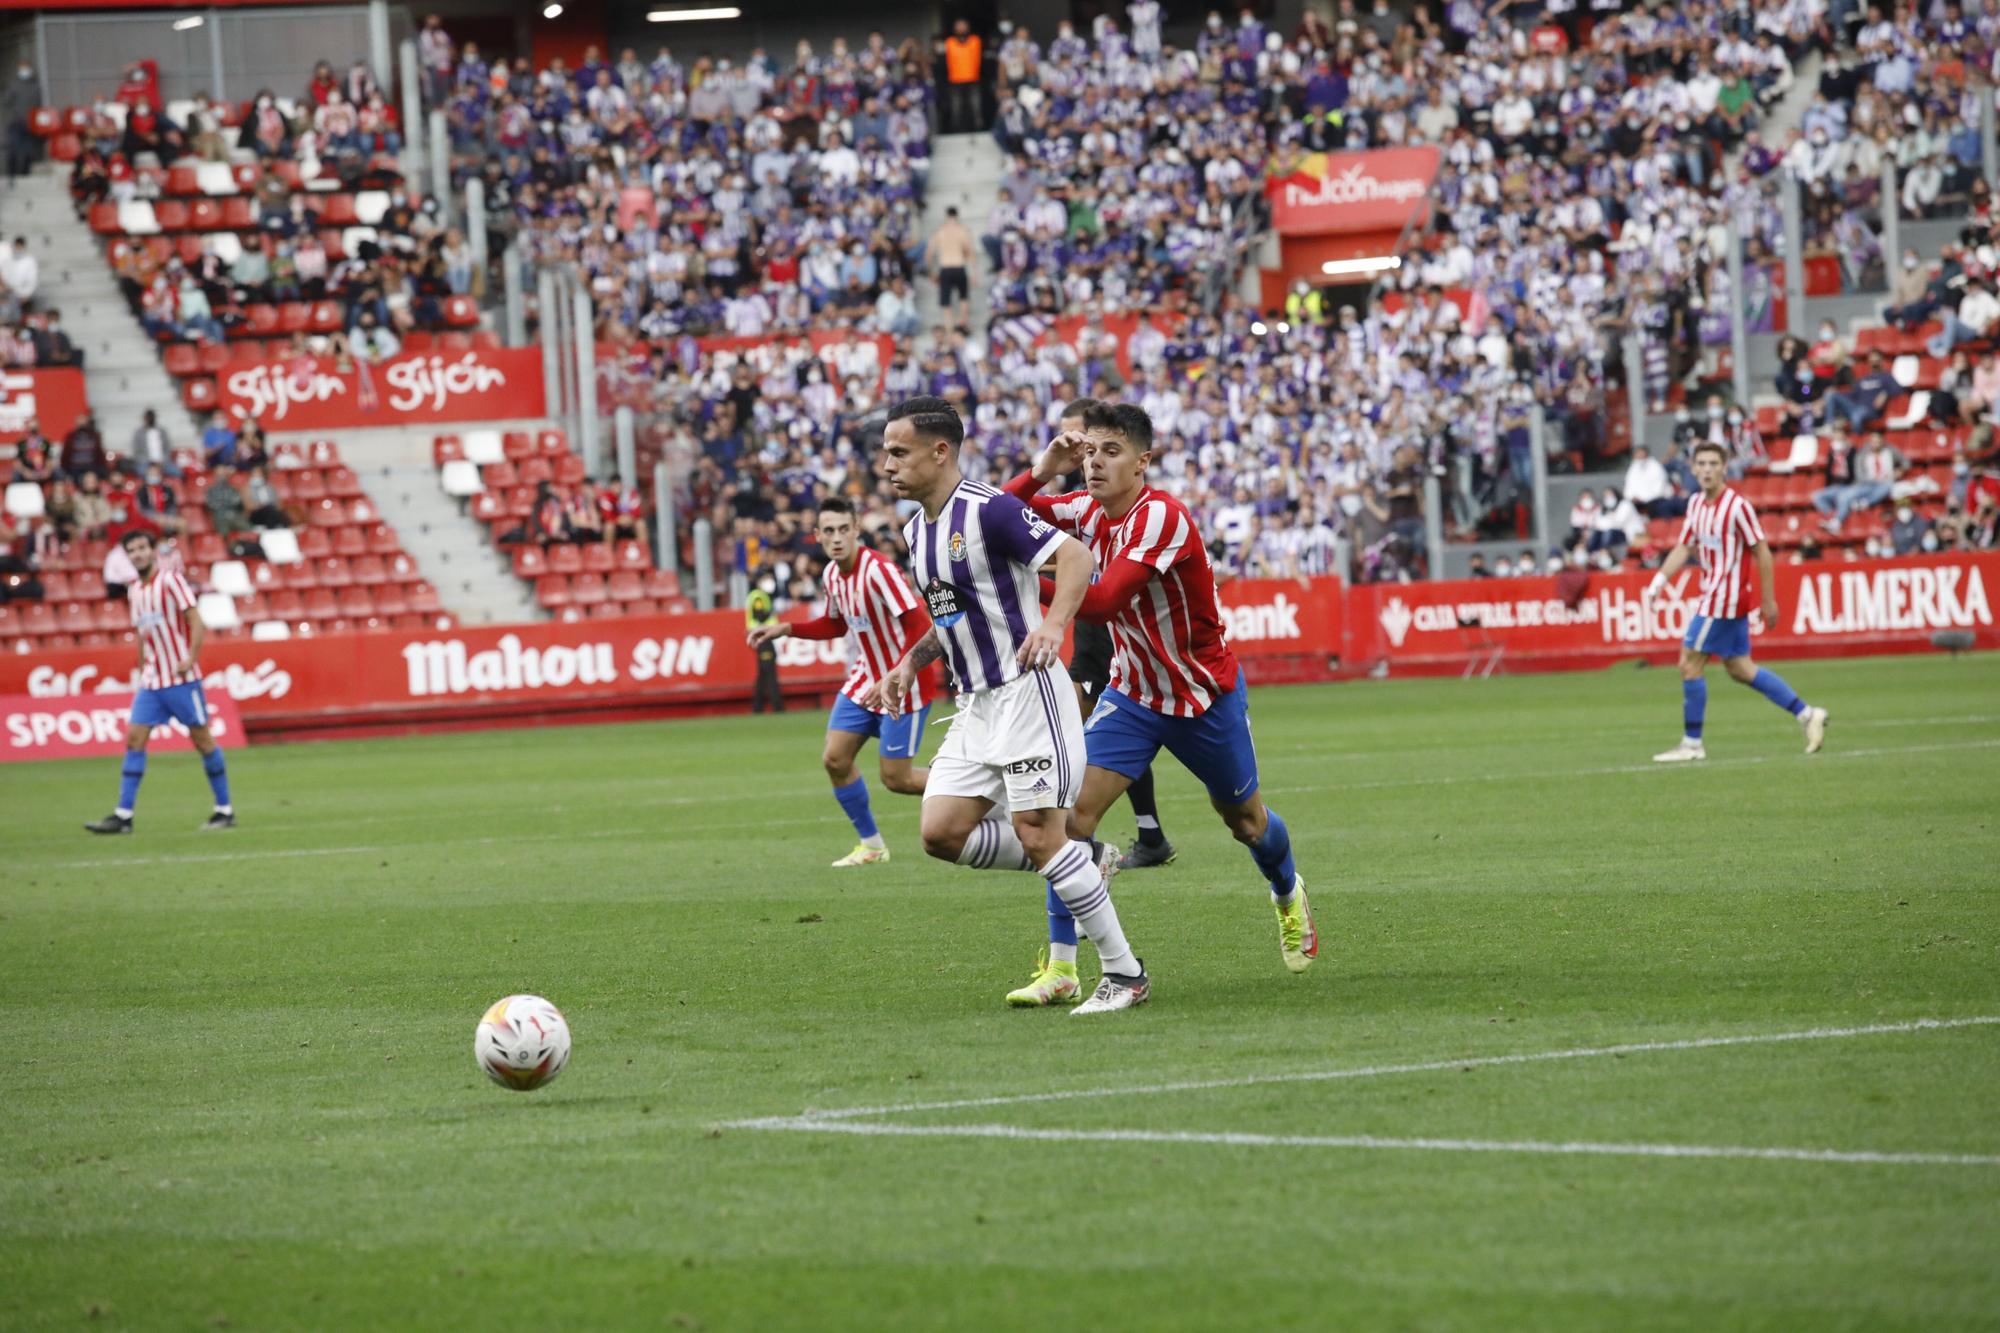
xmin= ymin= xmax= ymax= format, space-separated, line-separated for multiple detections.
xmin=904 ymin=628 xmax=945 ymax=670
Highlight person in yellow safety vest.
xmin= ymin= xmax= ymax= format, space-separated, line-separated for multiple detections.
xmin=746 ymin=585 xmax=783 ymax=713
xmin=1285 ymin=279 xmax=1328 ymax=326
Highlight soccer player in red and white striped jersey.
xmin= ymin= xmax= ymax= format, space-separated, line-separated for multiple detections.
xmin=1002 ymin=401 xmax=1317 ymax=991
xmin=746 ymin=498 xmax=933 ymax=866
xmin=1648 ymin=440 xmax=1829 ymax=762
xmin=84 ymin=529 xmax=236 ymax=834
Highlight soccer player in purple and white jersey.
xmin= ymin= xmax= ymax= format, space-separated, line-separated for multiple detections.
xmin=874 ymin=396 xmax=1152 ymax=1014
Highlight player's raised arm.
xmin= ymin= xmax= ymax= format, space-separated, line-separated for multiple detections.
xmin=1017 ymin=535 xmax=1090 ymax=669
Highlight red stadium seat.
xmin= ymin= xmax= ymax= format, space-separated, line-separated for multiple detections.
xmin=303 ymin=588 xmax=340 ymax=621
xmin=349 ymin=555 xmax=387 ymax=586
xmin=264 ymin=589 xmax=303 ymax=619
xmin=70 ymin=570 xmax=106 ymax=601
xmin=373 ymin=584 xmax=409 ymax=616
xmin=187 ymin=199 xmax=224 ymax=231
xmin=516 ymin=457 xmax=552 ymax=486
xmin=190 ymin=532 xmax=227 ymax=564
xmin=554 ymin=455 xmax=586 ymax=486
xmin=433 ymin=435 xmax=464 ymax=466
xmin=297 ymin=527 xmax=333 ymax=559
xmin=401 ymin=330 xmax=434 ymax=352
xmin=319 ymin=194 xmax=359 ymax=226
xmin=289 ymin=469 xmax=326 ymax=502
xmin=40 ymin=571 xmax=73 ymax=601
xmin=365 ymin=523 xmax=401 ymax=555
xmin=614 ymin=540 xmax=650 ymax=571
xmin=167 ymin=164 xmax=201 ymax=196
xmin=644 ymin=569 xmax=682 ymax=599
xmin=221 ymin=197 xmax=257 ymax=230
xmin=277 ymin=302 xmax=312 ymax=334
xmin=309 ymin=441 xmax=341 ymax=468
xmin=481 ymin=460 xmax=518 ymax=490
xmin=660 ymin=597 xmax=695 ymax=615
xmin=580 ymin=543 xmax=613 ymax=574
xmin=511 ymin=546 xmax=548 ymax=579
xmin=588 ymin=601 xmax=625 ymax=621
xmin=337 ymin=587 xmax=375 ymax=618
xmin=438 ymin=332 xmax=473 ymax=353
xmin=309 ymin=301 xmax=344 ymax=333
xmin=332 ymin=525 xmax=367 ymax=558
xmin=59 ymin=602 xmax=96 ymax=634
xmin=536 ymin=430 xmax=567 ymax=456
xmin=535 ymin=575 xmax=572 ymax=608
xmin=198 ymin=342 xmax=231 ymax=374
xmin=28 ymin=107 xmax=59 ymax=137
xmin=470 ymin=493 xmax=505 ymax=525
xmin=182 ymin=378 xmax=218 ymax=411
xmin=444 ymin=295 xmax=479 ymax=327
xmin=231 ymin=161 xmax=260 ymax=192
xmin=245 ymin=304 xmax=281 ymax=337
xmin=607 ymin=570 xmax=643 ymax=602
xmin=502 ymin=432 xmax=536 ymax=461
xmin=324 ymin=467 xmax=362 ymax=499
xmin=88 ymin=202 xmax=120 ymax=234
xmin=20 ymin=603 xmax=57 ymax=636
xmin=308 ymin=499 xmax=346 ymax=527
xmin=547 ymin=544 xmax=581 ymax=575
xmin=162 ymin=343 xmax=199 ymax=377
xmin=95 ymin=601 xmax=130 ymax=632
xmin=569 ymin=574 xmax=607 ymax=606
xmin=316 ymin=557 xmax=352 ymax=588
xmin=153 ymin=200 xmax=190 ymax=231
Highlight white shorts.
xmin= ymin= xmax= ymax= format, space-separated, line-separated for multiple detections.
xmin=924 ymin=666 xmax=1085 ymax=813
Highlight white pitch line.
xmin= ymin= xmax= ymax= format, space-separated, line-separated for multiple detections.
xmin=732 ymin=1117 xmax=2000 ymax=1167
xmin=749 ymin=1016 xmax=2000 ymax=1124
xmin=1262 ymin=737 xmax=2000 ymax=798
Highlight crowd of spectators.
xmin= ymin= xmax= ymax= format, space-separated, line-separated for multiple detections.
xmin=420 ymin=23 xmax=937 ymax=344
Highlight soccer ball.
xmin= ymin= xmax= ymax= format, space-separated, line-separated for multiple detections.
xmin=474 ymin=994 xmax=571 ymax=1092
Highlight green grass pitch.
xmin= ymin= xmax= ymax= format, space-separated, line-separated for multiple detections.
xmin=3 ymin=653 xmax=1997 ymax=1331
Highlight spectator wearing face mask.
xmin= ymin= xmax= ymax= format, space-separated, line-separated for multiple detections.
xmin=1888 ymin=502 xmax=1932 ymax=555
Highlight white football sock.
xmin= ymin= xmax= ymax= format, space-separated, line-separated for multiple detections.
xmin=1041 ymin=840 xmax=1138 ymax=976
xmin=861 ymin=832 xmax=886 ymax=850
xmin=1049 ymin=941 xmax=1079 ymax=967
xmin=956 ymin=817 xmax=1035 ymax=871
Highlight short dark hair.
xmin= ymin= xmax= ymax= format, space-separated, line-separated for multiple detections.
xmin=1058 ymin=396 xmax=1101 ymax=423
xmin=1691 ymin=440 xmax=1728 ymax=464
xmin=119 ymin=529 xmax=154 ymax=551
xmin=1081 ymin=401 xmax=1155 ymax=452
xmin=884 ymin=395 xmax=964 ymax=450
xmin=816 ymin=496 xmax=856 ymax=519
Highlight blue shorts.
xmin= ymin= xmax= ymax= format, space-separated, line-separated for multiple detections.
xmin=1684 ymin=614 xmax=1751 ymax=660
xmin=131 ymin=681 xmax=213 ymax=730
xmin=828 ymin=693 xmax=932 ymax=760
xmin=1083 ymin=666 xmax=1259 ymax=804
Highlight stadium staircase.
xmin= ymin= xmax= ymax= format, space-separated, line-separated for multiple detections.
xmin=311 ymin=423 xmax=541 ymax=626
xmin=919 ymin=132 xmax=1004 ymax=330
xmin=0 ymin=165 xmax=201 ymax=450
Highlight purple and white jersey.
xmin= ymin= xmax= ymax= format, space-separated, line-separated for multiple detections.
xmin=904 ymin=479 xmax=1068 ymax=695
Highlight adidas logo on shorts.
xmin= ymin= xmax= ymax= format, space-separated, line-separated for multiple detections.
xmin=1029 ymin=778 xmax=1051 ymax=794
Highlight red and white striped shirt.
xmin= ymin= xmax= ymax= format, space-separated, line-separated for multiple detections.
xmin=1677 ymin=486 xmax=1765 ymax=619
xmin=129 ymin=566 xmax=199 ymax=688
xmin=1032 ymin=484 xmax=1240 ymax=718
xmin=822 ymin=546 xmax=927 ymax=712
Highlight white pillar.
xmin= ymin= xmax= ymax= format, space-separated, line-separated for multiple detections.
xmin=1727 ymin=221 xmax=1750 ymax=408
xmin=1780 ymin=172 xmax=1806 ymax=339
xmin=397 ymin=37 xmax=424 ymax=166
xmin=538 ymin=266 xmax=561 ymax=423
xmin=1624 ymin=331 xmax=1647 ymax=444
xmin=614 ymin=405 xmax=637 ymax=485
xmin=503 ymin=242 xmax=526 ymax=347
xmin=653 ymin=461 xmax=678 ymax=575
xmin=427 ymin=108 xmax=452 ymax=226
xmin=572 ymin=283 xmax=600 ymax=477
xmin=692 ymin=518 xmax=716 ymax=609
xmin=1879 ymin=157 xmax=1900 ymax=281
xmin=464 ymin=176 xmax=487 ymax=273
xmin=366 ymin=0 xmax=392 ymax=96
xmin=1421 ymin=474 xmax=1444 ymax=577
xmin=1529 ymin=404 xmax=1550 ymax=559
